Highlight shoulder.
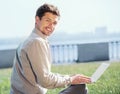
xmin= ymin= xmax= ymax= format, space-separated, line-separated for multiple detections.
xmin=20 ymin=32 xmax=49 ymax=51
xmin=28 ymin=36 xmax=49 ymax=50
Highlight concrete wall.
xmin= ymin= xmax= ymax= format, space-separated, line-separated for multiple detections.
xmin=77 ymin=43 xmax=109 ymax=62
xmin=0 ymin=42 xmax=110 ymax=68
xmin=0 ymin=49 xmax=16 ymax=68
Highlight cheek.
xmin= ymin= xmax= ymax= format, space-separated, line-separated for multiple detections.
xmin=41 ymin=22 xmax=47 ymax=28
xmin=39 ymin=22 xmax=46 ymax=30
xmin=52 ymin=26 xmax=56 ymax=31
xmin=39 ymin=26 xmax=44 ymax=31
xmin=53 ymin=27 xmax=55 ymax=31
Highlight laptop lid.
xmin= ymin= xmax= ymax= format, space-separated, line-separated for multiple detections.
xmin=91 ymin=63 xmax=110 ymax=83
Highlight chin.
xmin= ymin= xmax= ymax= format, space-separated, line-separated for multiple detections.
xmin=47 ymin=32 xmax=52 ymax=36
xmin=47 ymin=34 xmax=51 ymax=36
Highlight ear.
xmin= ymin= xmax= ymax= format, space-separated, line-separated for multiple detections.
xmin=35 ymin=16 xmax=40 ymax=23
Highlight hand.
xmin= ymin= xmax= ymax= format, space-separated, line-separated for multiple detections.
xmin=70 ymin=74 xmax=91 ymax=85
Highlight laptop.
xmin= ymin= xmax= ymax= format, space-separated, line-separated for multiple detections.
xmin=91 ymin=63 xmax=110 ymax=83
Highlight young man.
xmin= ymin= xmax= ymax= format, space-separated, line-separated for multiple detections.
xmin=10 ymin=3 xmax=91 ymax=94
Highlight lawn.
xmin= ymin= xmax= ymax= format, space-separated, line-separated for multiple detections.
xmin=0 ymin=61 xmax=120 ymax=94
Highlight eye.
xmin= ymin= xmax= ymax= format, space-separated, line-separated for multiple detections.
xmin=53 ymin=21 xmax=57 ymax=25
xmin=45 ymin=19 xmax=51 ymax=22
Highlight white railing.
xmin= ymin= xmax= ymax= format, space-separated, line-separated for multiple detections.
xmin=50 ymin=40 xmax=120 ymax=64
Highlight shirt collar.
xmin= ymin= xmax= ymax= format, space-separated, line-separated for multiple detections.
xmin=32 ymin=28 xmax=48 ymax=40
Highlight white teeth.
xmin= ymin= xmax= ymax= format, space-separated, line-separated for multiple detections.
xmin=46 ymin=27 xmax=52 ymax=31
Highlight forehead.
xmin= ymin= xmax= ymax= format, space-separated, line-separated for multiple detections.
xmin=42 ymin=12 xmax=59 ymax=21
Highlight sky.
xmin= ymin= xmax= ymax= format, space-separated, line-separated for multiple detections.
xmin=0 ymin=0 xmax=120 ymax=38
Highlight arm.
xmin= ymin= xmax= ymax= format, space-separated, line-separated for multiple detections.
xmin=27 ymin=39 xmax=71 ymax=88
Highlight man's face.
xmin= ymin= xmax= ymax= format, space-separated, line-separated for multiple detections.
xmin=35 ymin=12 xmax=59 ymax=36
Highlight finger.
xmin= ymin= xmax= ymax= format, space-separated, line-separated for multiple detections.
xmin=80 ymin=76 xmax=91 ymax=80
xmin=80 ymin=75 xmax=91 ymax=79
xmin=79 ymin=76 xmax=92 ymax=84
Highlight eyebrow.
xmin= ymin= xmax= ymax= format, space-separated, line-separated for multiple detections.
xmin=44 ymin=17 xmax=58 ymax=23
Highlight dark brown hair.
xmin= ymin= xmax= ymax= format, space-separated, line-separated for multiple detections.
xmin=36 ymin=3 xmax=60 ymax=19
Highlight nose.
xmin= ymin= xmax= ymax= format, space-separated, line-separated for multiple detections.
xmin=48 ymin=22 xmax=54 ymax=27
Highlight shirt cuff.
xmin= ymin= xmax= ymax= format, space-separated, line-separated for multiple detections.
xmin=64 ymin=75 xmax=72 ymax=87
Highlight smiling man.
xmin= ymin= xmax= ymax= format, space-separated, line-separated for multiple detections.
xmin=10 ymin=3 xmax=91 ymax=94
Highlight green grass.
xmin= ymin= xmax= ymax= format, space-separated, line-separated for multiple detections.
xmin=0 ymin=68 xmax=11 ymax=94
xmin=0 ymin=62 xmax=120 ymax=94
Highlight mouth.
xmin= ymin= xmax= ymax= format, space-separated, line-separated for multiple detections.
xmin=46 ymin=27 xmax=53 ymax=33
